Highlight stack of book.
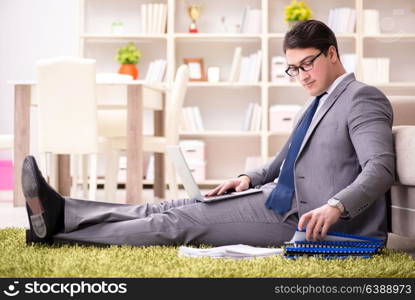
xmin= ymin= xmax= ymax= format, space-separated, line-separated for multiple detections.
xmin=229 ymin=47 xmax=262 ymax=83
xmin=284 ymin=230 xmax=384 ymax=259
xmin=362 ymin=58 xmax=390 ymax=84
xmin=239 ymin=6 xmax=261 ymax=34
xmin=363 ymin=9 xmax=380 ymax=35
xmin=242 ymin=102 xmax=261 ymax=131
xmin=180 ymin=106 xmax=204 ymax=132
xmin=145 ymin=59 xmax=167 ymax=83
xmin=328 ymin=7 xmax=356 ymax=34
xmin=140 ymin=3 xmax=167 ymax=34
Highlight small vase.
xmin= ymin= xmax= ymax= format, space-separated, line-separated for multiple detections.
xmin=287 ymin=20 xmax=300 ymax=30
xmin=118 ymin=64 xmax=138 ymax=80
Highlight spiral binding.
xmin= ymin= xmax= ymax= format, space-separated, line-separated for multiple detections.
xmin=285 ymin=254 xmax=372 ymax=260
xmin=286 ymin=240 xmax=383 ymax=248
xmin=285 ymin=246 xmax=378 ymax=254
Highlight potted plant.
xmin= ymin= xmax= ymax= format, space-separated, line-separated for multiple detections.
xmin=284 ymin=0 xmax=312 ymax=29
xmin=115 ymin=42 xmax=142 ymax=80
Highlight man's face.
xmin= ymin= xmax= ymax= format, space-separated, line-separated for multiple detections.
xmin=285 ymin=47 xmax=334 ymax=97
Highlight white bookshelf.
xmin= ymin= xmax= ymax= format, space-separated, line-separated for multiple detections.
xmin=78 ymin=0 xmax=415 ymax=186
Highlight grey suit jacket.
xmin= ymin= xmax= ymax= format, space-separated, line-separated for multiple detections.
xmin=245 ymin=73 xmax=395 ymax=240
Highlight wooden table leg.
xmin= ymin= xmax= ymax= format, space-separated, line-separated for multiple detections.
xmin=13 ymin=85 xmax=31 ymax=207
xmin=57 ymin=154 xmax=71 ymax=196
xmin=126 ymin=85 xmax=143 ymax=204
xmin=153 ymin=94 xmax=165 ymax=199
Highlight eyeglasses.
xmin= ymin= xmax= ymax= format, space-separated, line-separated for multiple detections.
xmin=285 ymin=51 xmax=324 ymax=77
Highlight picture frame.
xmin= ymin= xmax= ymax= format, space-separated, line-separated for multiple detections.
xmin=183 ymin=58 xmax=206 ymax=81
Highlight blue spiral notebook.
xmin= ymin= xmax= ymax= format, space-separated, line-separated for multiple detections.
xmin=284 ymin=229 xmax=384 ymax=259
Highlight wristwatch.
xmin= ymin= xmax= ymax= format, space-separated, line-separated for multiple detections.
xmin=327 ymin=198 xmax=345 ymax=214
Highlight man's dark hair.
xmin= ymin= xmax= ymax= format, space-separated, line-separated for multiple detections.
xmin=283 ymin=20 xmax=340 ymax=59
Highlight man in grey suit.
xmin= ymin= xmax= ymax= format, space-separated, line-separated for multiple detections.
xmin=23 ymin=20 xmax=394 ymax=247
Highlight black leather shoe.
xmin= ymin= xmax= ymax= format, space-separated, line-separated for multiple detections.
xmin=25 ymin=229 xmax=53 ymax=245
xmin=22 ymin=155 xmax=64 ymax=240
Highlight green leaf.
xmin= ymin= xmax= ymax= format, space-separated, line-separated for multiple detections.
xmin=115 ymin=42 xmax=142 ymax=65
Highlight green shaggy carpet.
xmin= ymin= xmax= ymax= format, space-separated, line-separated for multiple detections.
xmin=0 ymin=228 xmax=414 ymax=278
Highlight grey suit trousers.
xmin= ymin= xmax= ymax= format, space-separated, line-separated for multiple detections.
xmin=53 ymin=183 xmax=298 ymax=247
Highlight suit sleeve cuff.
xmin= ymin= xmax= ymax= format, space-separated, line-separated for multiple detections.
xmin=237 ymin=174 xmax=253 ymax=188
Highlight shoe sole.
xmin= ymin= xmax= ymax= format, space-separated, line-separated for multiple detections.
xmin=22 ymin=156 xmax=47 ymax=239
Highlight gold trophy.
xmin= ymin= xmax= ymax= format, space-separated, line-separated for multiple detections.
xmin=188 ymin=5 xmax=201 ymax=33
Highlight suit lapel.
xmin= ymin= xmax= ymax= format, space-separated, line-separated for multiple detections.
xmin=296 ymin=73 xmax=356 ymax=158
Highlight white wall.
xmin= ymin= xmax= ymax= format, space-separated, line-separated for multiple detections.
xmin=0 ymin=0 xmax=79 ymax=159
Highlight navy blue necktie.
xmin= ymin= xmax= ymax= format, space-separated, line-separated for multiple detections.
xmin=265 ymin=92 xmax=326 ymax=214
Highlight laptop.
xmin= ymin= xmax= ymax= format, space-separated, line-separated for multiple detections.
xmin=166 ymin=145 xmax=262 ymax=202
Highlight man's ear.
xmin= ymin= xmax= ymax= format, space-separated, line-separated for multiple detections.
xmin=328 ymin=45 xmax=339 ymax=63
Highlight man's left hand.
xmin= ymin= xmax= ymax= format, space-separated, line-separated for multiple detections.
xmin=298 ymin=204 xmax=341 ymax=241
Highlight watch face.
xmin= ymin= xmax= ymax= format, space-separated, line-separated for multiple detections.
xmin=328 ymin=199 xmax=344 ymax=213
xmin=328 ymin=199 xmax=339 ymax=206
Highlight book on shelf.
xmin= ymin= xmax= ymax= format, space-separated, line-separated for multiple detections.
xmin=229 ymin=47 xmax=242 ymax=82
xmin=363 ymin=9 xmax=380 ymax=35
xmin=242 ymin=102 xmax=261 ymax=131
xmin=239 ymin=6 xmax=261 ymax=34
xmin=192 ymin=106 xmax=204 ymax=131
xmin=229 ymin=47 xmax=261 ymax=83
xmin=250 ymin=103 xmax=261 ymax=131
xmin=362 ymin=57 xmax=390 ymax=84
xmin=145 ymin=59 xmax=167 ymax=83
xmin=239 ymin=6 xmax=248 ymax=33
xmin=141 ymin=3 xmax=167 ymax=34
xmin=328 ymin=7 xmax=356 ymax=34
xmin=252 ymin=50 xmax=262 ymax=82
xmin=242 ymin=103 xmax=254 ymax=131
xmin=238 ymin=50 xmax=262 ymax=83
xmin=239 ymin=56 xmax=249 ymax=82
xmin=180 ymin=106 xmax=205 ymax=132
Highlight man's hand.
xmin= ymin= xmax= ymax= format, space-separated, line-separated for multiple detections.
xmin=205 ymin=175 xmax=251 ymax=197
xmin=298 ymin=204 xmax=341 ymax=241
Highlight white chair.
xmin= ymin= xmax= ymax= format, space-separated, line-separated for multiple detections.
xmin=98 ymin=65 xmax=190 ymax=202
xmin=36 ymin=57 xmax=99 ymax=199
xmin=0 ymin=135 xmax=13 ymax=150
